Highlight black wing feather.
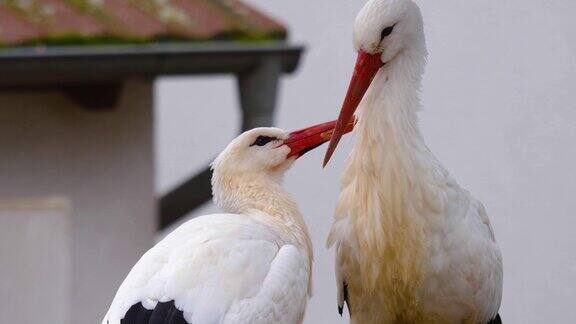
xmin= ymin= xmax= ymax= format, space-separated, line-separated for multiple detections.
xmin=121 ymin=301 xmax=188 ymax=324
xmin=338 ymin=282 xmax=351 ymax=316
xmin=120 ymin=303 xmax=152 ymax=324
xmin=488 ymin=313 xmax=502 ymax=324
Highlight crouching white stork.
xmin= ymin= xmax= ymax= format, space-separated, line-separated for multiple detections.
xmin=323 ymin=0 xmax=503 ymax=323
xmin=102 ymin=120 xmax=354 ymax=324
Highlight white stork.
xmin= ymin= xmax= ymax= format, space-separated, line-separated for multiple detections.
xmin=102 ymin=120 xmax=354 ymax=324
xmin=323 ymin=0 xmax=503 ymax=323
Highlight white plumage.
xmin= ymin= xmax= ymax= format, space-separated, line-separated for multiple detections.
xmin=102 ymin=213 xmax=310 ymax=324
xmin=101 ymin=124 xmax=349 ymax=324
xmin=323 ymin=0 xmax=503 ymax=323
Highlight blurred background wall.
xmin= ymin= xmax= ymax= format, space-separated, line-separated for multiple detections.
xmin=0 ymin=81 xmax=156 ymax=322
xmin=157 ymin=0 xmax=576 ymax=323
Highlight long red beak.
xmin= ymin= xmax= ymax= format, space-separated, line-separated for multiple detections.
xmin=323 ymin=50 xmax=383 ymax=167
xmin=285 ymin=118 xmax=356 ymax=159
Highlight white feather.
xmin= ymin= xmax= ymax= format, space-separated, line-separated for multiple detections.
xmin=102 ymin=214 xmax=310 ymax=324
xmin=102 ymin=127 xmax=313 ymax=324
xmin=328 ymin=0 xmax=503 ymax=322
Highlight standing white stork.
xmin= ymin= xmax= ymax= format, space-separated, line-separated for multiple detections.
xmin=323 ymin=0 xmax=503 ymax=323
xmin=102 ymin=120 xmax=354 ymax=324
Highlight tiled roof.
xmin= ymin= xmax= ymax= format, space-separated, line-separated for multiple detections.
xmin=0 ymin=0 xmax=287 ymax=46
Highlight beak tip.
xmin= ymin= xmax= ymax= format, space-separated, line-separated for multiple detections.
xmin=323 ymin=132 xmax=343 ymax=168
xmin=322 ymin=148 xmax=334 ymax=168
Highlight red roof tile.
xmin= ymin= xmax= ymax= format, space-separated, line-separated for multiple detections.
xmin=102 ymin=0 xmax=169 ymax=38
xmin=35 ymin=0 xmax=106 ymax=36
xmin=0 ymin=0 xmax=287 ymax=46
xmin=0 ymin=5 xmax=43 ymax=44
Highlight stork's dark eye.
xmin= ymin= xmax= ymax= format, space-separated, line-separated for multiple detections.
xmin=381 ymin=24 xmax=395 ymax=39
xmin=251 ymin=136 xmax=276 ymax=147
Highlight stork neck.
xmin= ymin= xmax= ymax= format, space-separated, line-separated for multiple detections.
xmin=359 ymin=48 xmax=427 ymax=154
xmin=334 ymin=48 xmax=447 ymax=293
xmin=348 ymin=46 xmax=448 ymax=211
xmin=219 ymin=174 xmax=298 ymax=218
xmin=212 ymin=171 xmax=312 ymax=249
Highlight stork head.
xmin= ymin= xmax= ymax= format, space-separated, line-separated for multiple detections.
xmin=212 ymin=119 xmax=355 ymax=183
xmin=354 ymin=0 xmax=424 ymax=64
xmin=211 ymin=120 xmax=354 ymax=212
xmin=211 ymin=128 xmax=291 ymax=180
xmin=323 ymin=0 xmax=426 ymax=166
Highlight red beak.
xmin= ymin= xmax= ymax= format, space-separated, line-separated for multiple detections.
xmin=285 ymin=118 xmax=356 ymax=159
xmin=323 ymin=50 xmax=383 ymax=167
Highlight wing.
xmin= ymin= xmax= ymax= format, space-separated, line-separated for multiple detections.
xmin=435 ymin=194 xmax=503 ymax=322
xmin=102 ymin=214 xmax=310 ymax=324
xmin=222 ymin=244 xmax=310 ymax=323
xmin=463 ymin=198 xmax=503 ymax=321
xmin=327 ymin=215 xmax=355 ymax=317
xmin=333 ymin=242 xmax=353 ymax=317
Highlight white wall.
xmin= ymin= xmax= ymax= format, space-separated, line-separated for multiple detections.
xmin=0 ymin=198 xmax=71 ymax=324
xmin=157 ymin=1 xmax=576 ymax=322
xmin=0 ymin=80 xmax=156 ymax=323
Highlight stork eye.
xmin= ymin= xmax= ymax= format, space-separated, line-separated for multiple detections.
xmin=251 ymin=136 xmax=276 ymax=147
xmin=380 ymin=25 xmax=395 ymax=39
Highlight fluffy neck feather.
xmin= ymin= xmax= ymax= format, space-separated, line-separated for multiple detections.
xmin=212 ymin=169 xmax=313 ymax=258
xmin=333 ymin=46 xmax=449 ymax=314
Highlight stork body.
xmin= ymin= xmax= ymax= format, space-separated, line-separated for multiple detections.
xmin=324 ymin=1 xmax=503 ymax=323
xmin=104 ymin=212 xmax=310 ymax=324
xmin=102 ymin=121 xmax=353 ymax=324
